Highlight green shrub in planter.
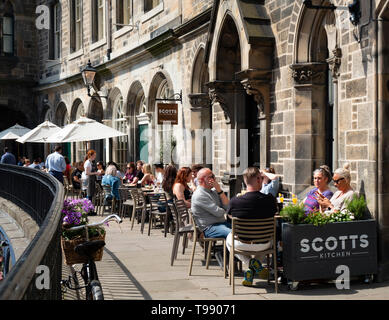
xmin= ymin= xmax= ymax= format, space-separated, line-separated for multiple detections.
xmin=345 ymin=194 xmax=367 ymax=220
xmin=280 ymin=203 xmax=306 ymax=224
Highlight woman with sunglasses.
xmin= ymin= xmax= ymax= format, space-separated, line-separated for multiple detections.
xmin=316 ymin=163 xmax=354 ymax=213
xmin=124 ymin=162 xmax=136 ymax=184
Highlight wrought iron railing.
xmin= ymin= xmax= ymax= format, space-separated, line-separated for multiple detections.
xmin=0 ymin=164 xmax=64 ymax=300
xmin=0 ymin=225 xmax=16 ymax=279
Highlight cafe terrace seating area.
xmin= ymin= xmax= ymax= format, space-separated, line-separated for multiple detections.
xmin=62 ymin=181 xmax=281 ymax=295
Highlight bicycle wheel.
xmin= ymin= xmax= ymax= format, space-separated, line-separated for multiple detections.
xmin=90 ymin=280 xmax=104 ymax=300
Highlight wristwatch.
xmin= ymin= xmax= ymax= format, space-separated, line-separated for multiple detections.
xmin=217 ymin=190 xmax=224 ymax=195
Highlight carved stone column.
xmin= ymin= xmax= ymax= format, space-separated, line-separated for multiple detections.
xmin=287 ymin=62 xmax=327 ymax=194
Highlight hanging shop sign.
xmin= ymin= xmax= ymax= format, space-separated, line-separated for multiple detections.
xmin=157 ymin=103 xmax=178 ymax=125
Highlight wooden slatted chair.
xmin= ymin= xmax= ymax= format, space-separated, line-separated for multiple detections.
xmin=188 ymin=210 xmax=227 ymax=278
xmin=168 ymin=200 xmax=194 ymax=266
xmin=229 ymin=217 xmax=278 ymax=294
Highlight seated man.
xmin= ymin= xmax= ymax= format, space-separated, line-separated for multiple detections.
xmin=71 ymin=161 xmax=84 ymax=191
xmin=226 ymin=167 xmax=278 ymax=287
xmin=191 ymin=168 xmax=230 ymax=239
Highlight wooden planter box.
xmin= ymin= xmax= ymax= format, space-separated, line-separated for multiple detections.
xmin=282 ymin=219 xmax=377 ymax=282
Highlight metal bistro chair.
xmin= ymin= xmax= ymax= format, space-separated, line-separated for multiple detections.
xmin=118 ymin=187 xmax=134 ymax=219
xmin=229 ymin=217 xmax=278 ymax=294
xmin=147 ymin=192 xmax=169 ymax=237
xmin=188 ymin=210 xmax=227 ymax=278
xmin=129 ymin=189 xmax=147 ymax=233
xmin=168 ymin=200 xmax=194 ymax=266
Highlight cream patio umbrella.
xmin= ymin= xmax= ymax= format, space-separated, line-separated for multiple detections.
xmin=16 ymin=120 xmax=61 ymax=144
xmin=45 ymin=116 xmax=126 ymax=143
xmin=0 ymin=124 xmax=30 ymax=140
xmin=0 ymin=132 xmax=21 ymax=140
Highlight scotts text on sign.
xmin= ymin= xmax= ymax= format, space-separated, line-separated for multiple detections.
xmin=157 ymin=103 xmax=178 ymax=125
xmin=300 ymin=234 xmax=369 ymax=253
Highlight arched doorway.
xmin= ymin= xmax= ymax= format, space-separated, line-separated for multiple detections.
xmin=70 ymin=99 xmax=85 ymax=162
xmin=88 ymin=98 xmax=104 ymax=164
xmin=189 ymin=46 xmax=212 ymax=167
xmin=112 ymin=93 xmax=128 ymax=168
xmin=128 ymin=81 xmax=146 ymax=163
xmin=148 ymin=72 xmax=174 ymax=165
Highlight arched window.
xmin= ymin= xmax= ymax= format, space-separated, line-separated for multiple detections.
xmin=156 ymin=80 xmax=175 ymax=164
xmin=1 ymin=1 xmax=14 ymax=55
xmin=113 ymin=94 xmax=128 ymax=168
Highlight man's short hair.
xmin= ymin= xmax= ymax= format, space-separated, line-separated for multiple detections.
xmin=54 ymin=145 xmax=62 ymax=152
xmin=243 ymin=167 xmax=261 ymax=185
xmin=154 ymin=163 xmax=164 ymax=170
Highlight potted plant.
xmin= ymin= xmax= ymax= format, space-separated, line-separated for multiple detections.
xmin=279 ymin=194 xmax=377 ymax=288
xmin=61 ymin=199 xmax=106 ymax=265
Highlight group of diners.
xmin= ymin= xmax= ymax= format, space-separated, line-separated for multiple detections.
xmin=188 ymin=163 xmax=355 ymax=287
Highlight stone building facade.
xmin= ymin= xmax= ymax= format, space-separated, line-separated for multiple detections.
xmin=1 ymin=0 xmax=389 ymax=280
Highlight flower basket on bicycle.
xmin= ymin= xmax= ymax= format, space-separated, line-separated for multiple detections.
xmin=61 ymin=199 xmax=106 ymax=265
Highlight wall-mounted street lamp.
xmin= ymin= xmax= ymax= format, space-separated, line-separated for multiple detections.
xmin=81 ymin=60 xmax=108 ymax=99
xmin=303 ymin=0 xmax=361 ymax=26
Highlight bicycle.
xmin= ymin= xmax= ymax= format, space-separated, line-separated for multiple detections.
xmin=61 ymin=214 xmax=122 ymax=300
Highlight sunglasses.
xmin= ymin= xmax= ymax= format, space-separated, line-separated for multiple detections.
xmin=207 ymin=174 xmax=215 ymax=180
xmin=333 ymin=177 xmax=345 ymax=184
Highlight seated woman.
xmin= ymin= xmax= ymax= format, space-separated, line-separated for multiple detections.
xmin=124 ymin=162 xmax=136 ymax=183
xmin=316 ymin=163 xmax=354 ymax=213
xmin=260 ymin=167 xmax=279 ymax=197
xmin=140 ymin=163 xmax=155 ymax=186
xmin=304 ymin=165 xmax=333 ymax=214
xmin=96 ymin=161 xmax=105 ymax=185
xmin=162 ymin=165 xmax=177 ymax=201
xmin=101 ymin=165 xmax=121 ymax=201
xmin=173 ymin=167 xmax=192 ymax=208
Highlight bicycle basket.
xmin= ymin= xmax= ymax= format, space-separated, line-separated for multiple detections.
xmin=61 ymin=232 xmax=106 ymax=265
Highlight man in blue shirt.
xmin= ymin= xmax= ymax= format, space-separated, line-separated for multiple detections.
xmin=45 ymin=146 xmax=66 ymax=184
xmin=0 ymin=147 xmax=16 ymax=165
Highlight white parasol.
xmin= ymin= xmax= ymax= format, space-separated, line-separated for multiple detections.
xmin=45 ymin=117 xmax=127 ymax=143
xmin=0 ymin=132 xmax=21 ymax=140
xmin=16 ymin=120 xmax=61 ymax=144
xmin=0 ymin=124 xmax=30 ymax=140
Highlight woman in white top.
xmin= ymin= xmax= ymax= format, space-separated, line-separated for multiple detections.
xmin=84 ymin=150 xmax=101 ymax=201
xmin=316 ymin=163 xmax=354 ymax=213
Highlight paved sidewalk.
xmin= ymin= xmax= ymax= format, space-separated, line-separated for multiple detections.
xmin=70 ymin=215 xmax=389 ymax=300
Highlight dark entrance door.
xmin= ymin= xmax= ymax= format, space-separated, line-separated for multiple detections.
xmin=246 ymin=95 xmax=261 ymax=168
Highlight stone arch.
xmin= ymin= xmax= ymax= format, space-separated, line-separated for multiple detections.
xmin=55 ymin=101 xmax=69 ymax=126
xmin=191 ymin=45 xmax=209 ymax=94
xmin=127 ymin=80 xmax=146 ymax=162
xmin=70 ymin=98 xmax=85 ymax=121
xmin=294 ymin=0 xmax=341 ymax=63
xmin=106 ymin=87 xmax=123 ymax=120
xmin=215 ymin=13 xmax=242 ymax=81
xmin=148 ymin=71 xmax=174 ymax=113
xmin=87 ymin=98 xmax=104 ymax=122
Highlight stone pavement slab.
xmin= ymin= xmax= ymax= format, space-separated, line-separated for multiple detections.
xmin=77 ymin=215 xmax=389 ymax=300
